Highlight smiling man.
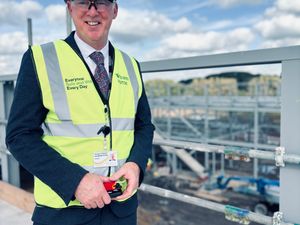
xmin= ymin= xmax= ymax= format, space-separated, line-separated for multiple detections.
xmin=6 ymin=0 xmax=154 ymax=224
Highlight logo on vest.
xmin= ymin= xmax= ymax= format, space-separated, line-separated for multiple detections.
xmin=64 ymin=77 xmax=93 ymax=90
xmin=115 ymin=73 xmax=129 ymax=85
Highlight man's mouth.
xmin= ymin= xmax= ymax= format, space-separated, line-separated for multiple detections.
xmin=86 ymin=21 xmax=100 ymax=26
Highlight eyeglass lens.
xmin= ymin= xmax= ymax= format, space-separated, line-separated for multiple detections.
xmin=73 ymin=0 xmax=113 ymax=10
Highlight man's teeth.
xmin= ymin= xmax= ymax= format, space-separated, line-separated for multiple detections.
xmin=87 ymin=22 xmax=99 ymax=26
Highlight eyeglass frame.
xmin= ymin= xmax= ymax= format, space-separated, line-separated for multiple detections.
xmin=69 ymin=0 xmax=116 ymax=11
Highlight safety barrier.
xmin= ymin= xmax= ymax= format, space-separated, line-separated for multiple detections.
xmin=140 ymin=184 xmax=293 ymax=225
xmin=153 ymin=139 xmax=300 ymax=167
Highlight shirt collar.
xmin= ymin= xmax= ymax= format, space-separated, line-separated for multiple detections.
xmin=74 ymin=32 xmax=109 ymax=61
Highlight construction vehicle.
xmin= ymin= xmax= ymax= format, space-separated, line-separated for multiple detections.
xmin=217 ymin=175 xmax=279 ymax=215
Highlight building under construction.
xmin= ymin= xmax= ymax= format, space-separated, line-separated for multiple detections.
xmin=1 ymin=44 xmax=300 ymax=225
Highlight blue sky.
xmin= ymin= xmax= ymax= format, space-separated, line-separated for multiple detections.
xmin=0 ymin=0 xmax=299 ymax=79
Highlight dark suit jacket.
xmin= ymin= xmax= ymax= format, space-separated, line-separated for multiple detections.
xmin=6 ymin=32 xmax=154 ymax=225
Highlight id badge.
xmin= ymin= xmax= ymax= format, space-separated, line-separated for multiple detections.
xmin=94 ymin=151 xmax=118 ymax=167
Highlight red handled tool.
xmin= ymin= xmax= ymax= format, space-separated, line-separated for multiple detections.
xmin=103 ymin=181 xmax=123 ymax=198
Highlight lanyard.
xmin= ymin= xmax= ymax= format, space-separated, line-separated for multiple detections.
xmin=97 ymin=105 xmax=111 ymax=152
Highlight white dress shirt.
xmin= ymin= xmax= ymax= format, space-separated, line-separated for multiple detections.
xmin=74 ymin=32 xmax=110 ymax=79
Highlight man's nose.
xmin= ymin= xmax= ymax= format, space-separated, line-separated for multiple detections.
xmin=88 ymin=2 xmax=98 ymax=11
xmin=87 ymin=3 xmax=98 ymax=14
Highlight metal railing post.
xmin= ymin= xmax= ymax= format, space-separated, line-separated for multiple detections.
xmin=27 ymin=18 xmax=33 ymax=46
xmin=0 ymin=80 xmax=20 ymax=187
xmin=253 ymin=83 xmax=259 ymax=179
xmin=280 ymin=59 xmax=300 ymax=223
xmin=0 ymin=82 xmax=8 ymax=182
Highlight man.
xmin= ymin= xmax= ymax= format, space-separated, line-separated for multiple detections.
xmin=5 ymin=0 xmax=154 ymax=224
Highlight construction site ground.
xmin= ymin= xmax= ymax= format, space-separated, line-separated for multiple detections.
xmin=139 ymin=171 xmax=264 ymax=225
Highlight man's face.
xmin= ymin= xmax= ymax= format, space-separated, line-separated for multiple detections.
xmin=67 ymin=0 xmax=118 ymax=49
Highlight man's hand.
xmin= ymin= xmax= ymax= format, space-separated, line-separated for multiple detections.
xmin=75 ymin=173 xmax=111 ymax=209
xmin=109 ymin=162 xmax=140 ymax=201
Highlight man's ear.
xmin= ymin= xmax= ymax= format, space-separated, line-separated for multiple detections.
xmin=67 ymin=1 xmax=72 ymax=14
xmin=113 ymin=3 xmax=118 ymax=19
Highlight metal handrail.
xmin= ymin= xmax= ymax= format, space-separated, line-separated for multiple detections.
xmin=140 ymin=45 xmax=300 ymax=73
xmin=140 ymin=184 xmax=292 ymax=225
xmin=153 ymin=138 xmax=300 ymax=165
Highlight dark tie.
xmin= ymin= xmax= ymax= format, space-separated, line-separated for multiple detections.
xmin=90 ymin=51 xmax=110 ymax=99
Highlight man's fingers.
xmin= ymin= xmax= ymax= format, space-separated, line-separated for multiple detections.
xmin=100 ymin=189 xmax=111 ymax=205
xmin=99 ymin=175 xmax=111 ymax=183
xmin=113 ymin=180 xmax=136 ymax=201
xmin=109 ymin=170 xmax=124 ymax=181
xmin=96 ymin=199 xmax=105 ymax=208
xmin=125 ymin=179 xmax=135 ymax=193
xmin=84 ymin=204 xmax=91 ymax=209
xmin=102 ymin=193 xmax=111 ymax=205
xmin=84 ymin=202 xmax=97 ymax=209
xmin=91 ymin=202 xmax=98 ymax=209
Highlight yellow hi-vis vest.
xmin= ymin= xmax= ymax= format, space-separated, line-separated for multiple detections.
xmin=31 ymin=40 xmax=142 ymax=208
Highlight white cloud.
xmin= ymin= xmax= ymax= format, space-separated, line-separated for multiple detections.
xmin=45 ymin=4 xmax=66 ymax=24
xmin=255 ymin=0 xmax=300 ymax=48
xmin=256 ymin=14 xmax=300 ymax=40
xmin=276 ymin=0 xmax=300 ymax=13
xmin=111 ymin=8 xmax=192 ymax=43
xmin=145 ymin=28 xmax=254 ymax=60
xmin=0 ymin=55 xmax=23 ymax=75
xmin=260 ymin=38 xmax=300 ymax=49
xmin=0 ymin=31 xmax=28 ymax=74
xmin=0 ymin=0 xmax=43 ymax=26
xmin=0 ymin=32 xmax=28 ymax=54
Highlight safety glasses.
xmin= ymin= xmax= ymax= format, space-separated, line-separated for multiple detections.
xmin=71 ymin=0 xmax=115 ymax=11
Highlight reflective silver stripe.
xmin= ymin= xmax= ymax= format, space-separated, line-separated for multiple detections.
xmin=112 ymin=118 xmax=134 ymax=131
xmin=41 ymin=42 xmax=71 ymax=120
xmin=42 ymin=118 xmax=134 ymax=137
xmin=41 ymin=123 xmax=53 ymax=136
xmin=120 ymin=51 xmax=139 ymax=111
xmin=43 ymin=122 xmax=104 ymax=137
xmin=82 ymin=166 xmax=109 ymax=176
xmin=83 ymin=159 xmax=127 ymax=176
